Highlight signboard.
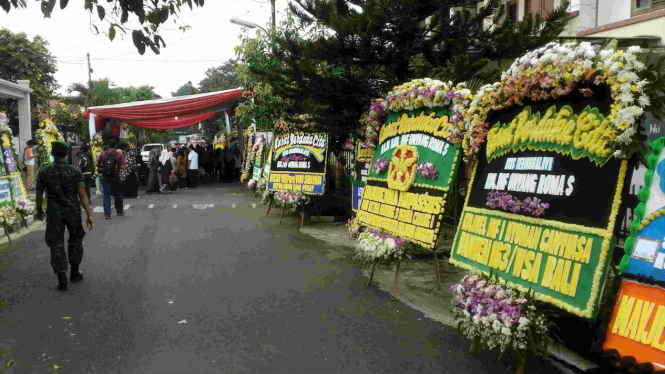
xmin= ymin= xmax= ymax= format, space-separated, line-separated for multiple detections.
xmin=623 ymin=137 xmax=665 ymax=282
xmin=0 ymin=135 xmax=26 ymax=199
xmin=263 ymin=162 xmax=270 ymax=179
xmin=2 ymin=148 xmax=14 ymax=174
xmin=450 ymin=94 xmax=627 ymax=319
xmin=268 ymin=132 xmax=328 ymax=195
xmin=356 ymin=108 xmax=461 ymax=248
xmin=603 ymin=279 xmax=665 ymax=370
xmin=179 ymin=135 xmax=187 ymax=144
xmin=252 ymin=142 xmax=263 ymax=180
xmin=356 ymin=143 xmax=375 ymax=163
xmin=0 ymin=177 xmax=11 ymax=204
xmin=352 ymin=161 xmax=371 ymax=211
xmin=10 ymin=176 xmax=24 ymax=199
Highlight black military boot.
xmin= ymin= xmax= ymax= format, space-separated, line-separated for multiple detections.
xmin=70 ymin=264 xmax=84 ymax=282
xmin=57 ymin=273 xmax=68 ymax=291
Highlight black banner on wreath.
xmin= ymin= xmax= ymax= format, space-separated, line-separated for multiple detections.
xmin=450 ymin=87 xmax=632 ymax=319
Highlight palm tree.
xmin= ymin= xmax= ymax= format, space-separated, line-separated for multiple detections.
xmin=66 ymin=79 xmax=121 ymax=108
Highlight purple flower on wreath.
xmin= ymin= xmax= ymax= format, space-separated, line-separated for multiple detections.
xmin=372 ymin=158 xmax=389 ymax=173
xmin=522 ymin=197 xmax=549 ymax=217
xmin=447 ymin=128 xmax=465 ymax=145
xmin=0 ymin=112 xmax=8 ymax=125
xmin=417 ymin=161 xmax=437 ymax=180
xmin=444 ymin=90 xmax=455 ymax=101
xmin=486 ymin=191 xmax=522 ymax=214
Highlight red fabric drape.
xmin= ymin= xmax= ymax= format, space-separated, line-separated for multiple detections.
xmin=88 ymin=89 xmax=242 ymax=121
xmin=130 ymin=112 xmax=216 ymax=130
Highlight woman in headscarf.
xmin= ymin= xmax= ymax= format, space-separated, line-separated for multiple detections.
xmin=159 ymin=148 xmax=173 ymax=194
xmin=120 ymin=142 xmax=139 ymax=198
xmin=146 ymin=148 xmax=161 ymax=194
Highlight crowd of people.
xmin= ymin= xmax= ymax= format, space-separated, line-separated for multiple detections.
xmin=64 ymin=140 xmax=244 ymax=209
xmin=31 ymin=138 xmax=245 ymax=291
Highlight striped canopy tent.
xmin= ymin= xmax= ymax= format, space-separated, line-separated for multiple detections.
xmin=82 ymin=88 xmax=244 ymax=136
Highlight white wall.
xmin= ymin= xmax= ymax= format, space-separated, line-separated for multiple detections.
xmin=568 ymin=0 xmax=601 ymax=31
xmin=597 ymin=0 xmax=631 ymax=27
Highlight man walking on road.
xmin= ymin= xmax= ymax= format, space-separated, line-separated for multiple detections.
xmin=35 ymin=141 xmax=94 ymax=292
xmin=96 ymin=139 xmax=126 ymax=219
xmin=187 ymin=144 xmax=199 ymax=188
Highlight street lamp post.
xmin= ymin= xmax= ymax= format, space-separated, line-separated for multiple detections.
xmin=230 ymin=18 xmax=268 ymax=34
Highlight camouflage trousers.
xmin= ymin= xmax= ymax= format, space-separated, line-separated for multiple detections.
xmin=45 ymin=213 xmax=86 ymax=274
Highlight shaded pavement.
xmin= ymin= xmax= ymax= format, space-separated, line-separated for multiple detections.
xmin=0 ymin=183 xmax=562 ymax=373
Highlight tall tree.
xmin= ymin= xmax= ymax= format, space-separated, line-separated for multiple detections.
xmin=171 ymin=81 xmax=198 ymax=97
xmin=1 ymin=0 xmax=205 ymax=54
xmin=236 ymin=0 xmax=570 ymax=153
xmin=0 ymin=28 xmax=59 ymax=112
xmin=198 ymin=59 xmax=238 ymax=93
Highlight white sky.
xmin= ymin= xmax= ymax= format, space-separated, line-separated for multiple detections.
xmin=0 ymin=0 xmax=294 ymax=98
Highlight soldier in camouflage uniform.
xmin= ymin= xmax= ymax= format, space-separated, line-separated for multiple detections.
xmin=36 ymin=141 xmax=94 ymax=291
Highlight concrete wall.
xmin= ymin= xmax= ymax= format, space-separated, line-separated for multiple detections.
xmin=597 ymin=0 xmax=631 ymax=26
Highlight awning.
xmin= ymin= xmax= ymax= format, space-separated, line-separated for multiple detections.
xmin=83 ymin=88 xmax=244 ymax=130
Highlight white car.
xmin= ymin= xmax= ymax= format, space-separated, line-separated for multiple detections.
xmin=141 ymin=143 xmax=164 ymax=163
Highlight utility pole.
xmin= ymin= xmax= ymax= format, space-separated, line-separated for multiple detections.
xmin=87 ymin=53 xmax=93 ymax=90
xmin=271 ymin=0 xmax=276 ymax=30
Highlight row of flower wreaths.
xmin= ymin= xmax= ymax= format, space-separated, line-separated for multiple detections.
xmin=237 ymin=41 xmax=658 ymax=365
xmin=239 ymin=126 xmax=312 ymax=214
xmin=343 ymin=41 xmax=656 ymax=365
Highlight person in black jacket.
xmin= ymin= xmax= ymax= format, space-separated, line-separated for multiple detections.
xmin=77 ymin=148 xmax=94 ymax=201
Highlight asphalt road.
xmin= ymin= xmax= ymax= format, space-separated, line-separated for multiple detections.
xmin=0 ymin=183 xmax=563 ymax=374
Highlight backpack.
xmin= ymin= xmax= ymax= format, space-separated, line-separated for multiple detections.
xmin=101 ymin=150 xmax=119 ymax=179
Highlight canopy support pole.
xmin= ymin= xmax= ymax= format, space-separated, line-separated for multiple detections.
xmin=224 ymin=112 xmax=231 ymax=134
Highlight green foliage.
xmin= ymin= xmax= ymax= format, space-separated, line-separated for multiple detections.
xmin=640 ymin=50 xmax=665 ymax=122
xmin=66 ymin=79 xmax=160 ymax=108
xmin=0 ymin=28 xmax=59 ymax=113
xmin=0 ymin=0 xmax=205 ymax=55
xmin=235 ymin=1 xmax=570 ymax=155
xmin=171 ymin=81 xmax=198 ymax=97
xmin=198 ymin=59 xmax=238 ymax=93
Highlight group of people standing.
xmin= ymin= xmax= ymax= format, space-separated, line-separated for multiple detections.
xmin=145 ymin=144 xmax=200 ymax=193
xmin=145 ymin=144 xmax=243 ymax=194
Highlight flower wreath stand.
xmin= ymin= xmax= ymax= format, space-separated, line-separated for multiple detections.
xmin=16 ymin=198 xmax=36 ymax=228
xmin=450 ymin=272 xmax=552 ymax=374
xmin=272 ymin=190 xmax=311 ymax=229
xmin=354 ymin=229 xmax=413 ymax=300
xmin=0 ymin=203 xmax=18 ymax=243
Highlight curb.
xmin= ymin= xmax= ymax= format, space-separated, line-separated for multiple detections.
xmin=308 ymin=215 xmax=335 ymax=223
xmin=0 ymin=214 xmax=39 ymax=236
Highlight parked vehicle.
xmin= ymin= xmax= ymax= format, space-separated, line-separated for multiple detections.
xmin=140 ymin=143 xmax=164 ymax=163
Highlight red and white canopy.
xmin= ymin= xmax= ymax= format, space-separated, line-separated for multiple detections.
xmin=83 ymin=88 xmax=244 ymax=131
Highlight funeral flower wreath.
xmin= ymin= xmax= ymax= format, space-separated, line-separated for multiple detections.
xmin=459 ymin=42 xmax=657 ymax=161
xmin=362 ymin=80 xmax=473 ymax=149
xmin=0 ymin=113 xmax=24 ymax=172
xmin=35 ymin=119 xmax=65 ymax=166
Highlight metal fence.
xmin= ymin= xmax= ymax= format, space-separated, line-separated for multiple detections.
xmin=327 ymin=149 xmax=354 ymax=195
